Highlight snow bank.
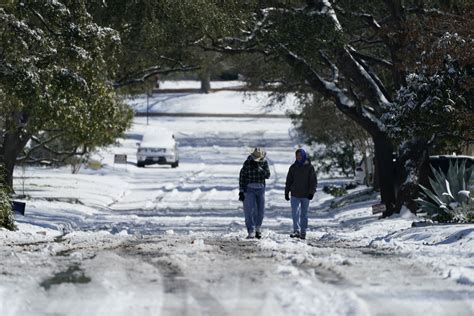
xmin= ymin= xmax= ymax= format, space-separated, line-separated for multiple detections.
xmin=370 ymin=223 xmax=474 ymax=285
xmin=316 ymin=200 xmax=474 ymax=287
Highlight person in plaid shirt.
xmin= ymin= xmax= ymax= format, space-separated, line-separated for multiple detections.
xmin=239 ymin=148 xmax=271 ymax=239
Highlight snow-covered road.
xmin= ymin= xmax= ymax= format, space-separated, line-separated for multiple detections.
xmin=2 ymin=230 xmax=472 ymax=315
xmin=1 ymin=92 xmax=473 ymax=315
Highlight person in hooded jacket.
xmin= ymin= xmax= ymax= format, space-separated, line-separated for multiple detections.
xmin=239 ymin=148 xmax=271 ymax=239
xmin=285 ymin=148 xmax=317 ymax=239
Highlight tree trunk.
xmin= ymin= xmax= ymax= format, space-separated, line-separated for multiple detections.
xmin=373 ymin=133 xmax=397 ymax=217
xmin=0 ymin=131 xmax=29 ymax=190
xmin=362 ymin=152 xmax=369 ymax=185
xmin=3 ymin=154 xmax=15 ymax=190
xmin=372 ymin=154 xmax=380 ymax=190
xmin=394 ymin=138 xmax=430 ymax=213
xmin=200 ymin=70 xmax=211 ymax=94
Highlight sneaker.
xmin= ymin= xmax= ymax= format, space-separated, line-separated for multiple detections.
xmin=290 ymin=231 xmax=300 ymax=238
xmin=255 ymin=231 xmax=262 ymax=239
xmin=247 ymin=231 xmax=256 ymax=239
xmin=300 ymin=233 xmax=306 ymax=240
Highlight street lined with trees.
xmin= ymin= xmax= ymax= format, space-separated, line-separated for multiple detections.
xmin=1 ymin=0 xmax=472 ymax=221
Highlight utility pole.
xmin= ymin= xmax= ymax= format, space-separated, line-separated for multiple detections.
xmin=146 ymin=91 xmax=149 ymax=125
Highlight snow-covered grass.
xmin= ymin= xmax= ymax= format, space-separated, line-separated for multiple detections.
xmin=157 ymin=80 xmax=245 ymax=90
xmin=127 ymin=89 xmax=299 ymax=115
xmin=1 ymin=82 xmax=473 ymax=315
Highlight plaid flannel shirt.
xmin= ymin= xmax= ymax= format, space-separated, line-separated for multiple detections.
xmin=239 ymin=157 xmax=271 ymax=192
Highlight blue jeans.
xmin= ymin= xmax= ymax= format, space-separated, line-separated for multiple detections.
xmin=243 ymin=187 xmax=265 ymax=233
xmin=290 ymin=196 xmax=309 ymax=233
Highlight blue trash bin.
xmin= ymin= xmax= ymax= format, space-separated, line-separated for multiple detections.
xmin=12 ymin=201 xmax=26 ymax=216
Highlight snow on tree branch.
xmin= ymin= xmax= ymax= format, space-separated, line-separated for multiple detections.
xmin=279 ymin=44 xmax=353 ymax=109
xmin=342 ymin=46 xmax=392 ymax=110
xmin=350 ymin=50 xmax=393 ymax=69
xmin=282 ymin=45 xmax=387 ymax=135
xmin=114 ymin=56 xmax=200 ymax=88
xmin=319 ymin=50 xmax=339 ymax=82
xmin=16 ymin=133 xmax=66 ymax=162
xmin=315 ymin=0 xmax=342 ymax=31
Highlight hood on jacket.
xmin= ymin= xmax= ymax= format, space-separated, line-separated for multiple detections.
xmin=295 ymin=148 xmax=307 ymax=166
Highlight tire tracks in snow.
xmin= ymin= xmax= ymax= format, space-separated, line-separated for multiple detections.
xmin=118 ymin=237 xmax=229 ymax=316
xmin=153 ymin=168 xmax=208 ymax=204
xmin=206 ymin=236 xmax=474 ymax=315
xmin=206 ymin=237 xmax=347 ymax=285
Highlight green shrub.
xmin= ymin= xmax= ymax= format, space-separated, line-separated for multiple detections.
xmin=0 ymin=188 xmax=16 ymax=231
xmin=0 ymin=165 xmax=16 ymax=230
xmin=416 ymin=160 xmax=474 ymax=223
xmin=87 ymin=159 xmax=103 ymax=170
xmin=323 ymin=185 xmax=348 ymax=197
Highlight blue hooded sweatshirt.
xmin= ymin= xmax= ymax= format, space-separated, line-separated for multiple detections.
xmin=295 ymin=148 xmax=307 ymax=167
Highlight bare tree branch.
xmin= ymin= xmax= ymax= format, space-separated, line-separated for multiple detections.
xmin=40 ymin=145 xmax=85 ymax=157
xmin=407 ymin=6 xmax=462 ymax=18
xmin=348 ymin=48 xmax=393 ymax=105
xmin=349 ymin=86 xmax=363 ymax=115
xmin=16 ymin=133 xmax=66 ymax=162
xmin=197 ymin=39 xmax=269 ymax=56
xmin=356 ymin=13 xmax=382 ymax=31
xmin=23 ymin=6 xmax=61 ymax=37
xmin=350 ymin=50 xmax=393 ymax=68
xmin=281 ymin=45 xmax=383 ymax=136
xmin=19 ymin=144 xmax=87 ymax=165
xmin=349 ymin=37 xmax=385 ymax=46
xmin=319 ymin=50 xmax=339 ymax=82
xmin=337 ymin=46 xmax=391 ymax=112
xmin=334 ymin=4 xmax=383 ymax=32
xmin=114 ymin=64 xmax=200 ymax=88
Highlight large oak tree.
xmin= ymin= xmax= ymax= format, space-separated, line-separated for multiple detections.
xmin=196 ymin=0 xmax=472 ymax=216
xmin=0 ymin=1 xmax=133 ymax=188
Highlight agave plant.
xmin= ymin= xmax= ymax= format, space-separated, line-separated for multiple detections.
xmin=416 ymin=160 xmax=474 ymax=223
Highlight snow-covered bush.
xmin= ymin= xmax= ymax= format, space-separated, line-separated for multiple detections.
xmin=323 ymin=182 xmax=357 ymax=197
xmin=382 ymin=56 xmax=471 ymax=151
xmin=313 ymin=144 xmax=358 ymax=178
xmin=0 ymin=188 xmax=15 ymax=231
xmin=0 ymin=165 xmax=15 ymax=230
xmin=323 ymin=185 xmax=347 ymax=197
xmin=416 ymin=160 xmax=474 ymax=223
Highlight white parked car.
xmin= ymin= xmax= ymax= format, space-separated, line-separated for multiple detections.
xmin=137 ymin=128 xmax=179 ymax=168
